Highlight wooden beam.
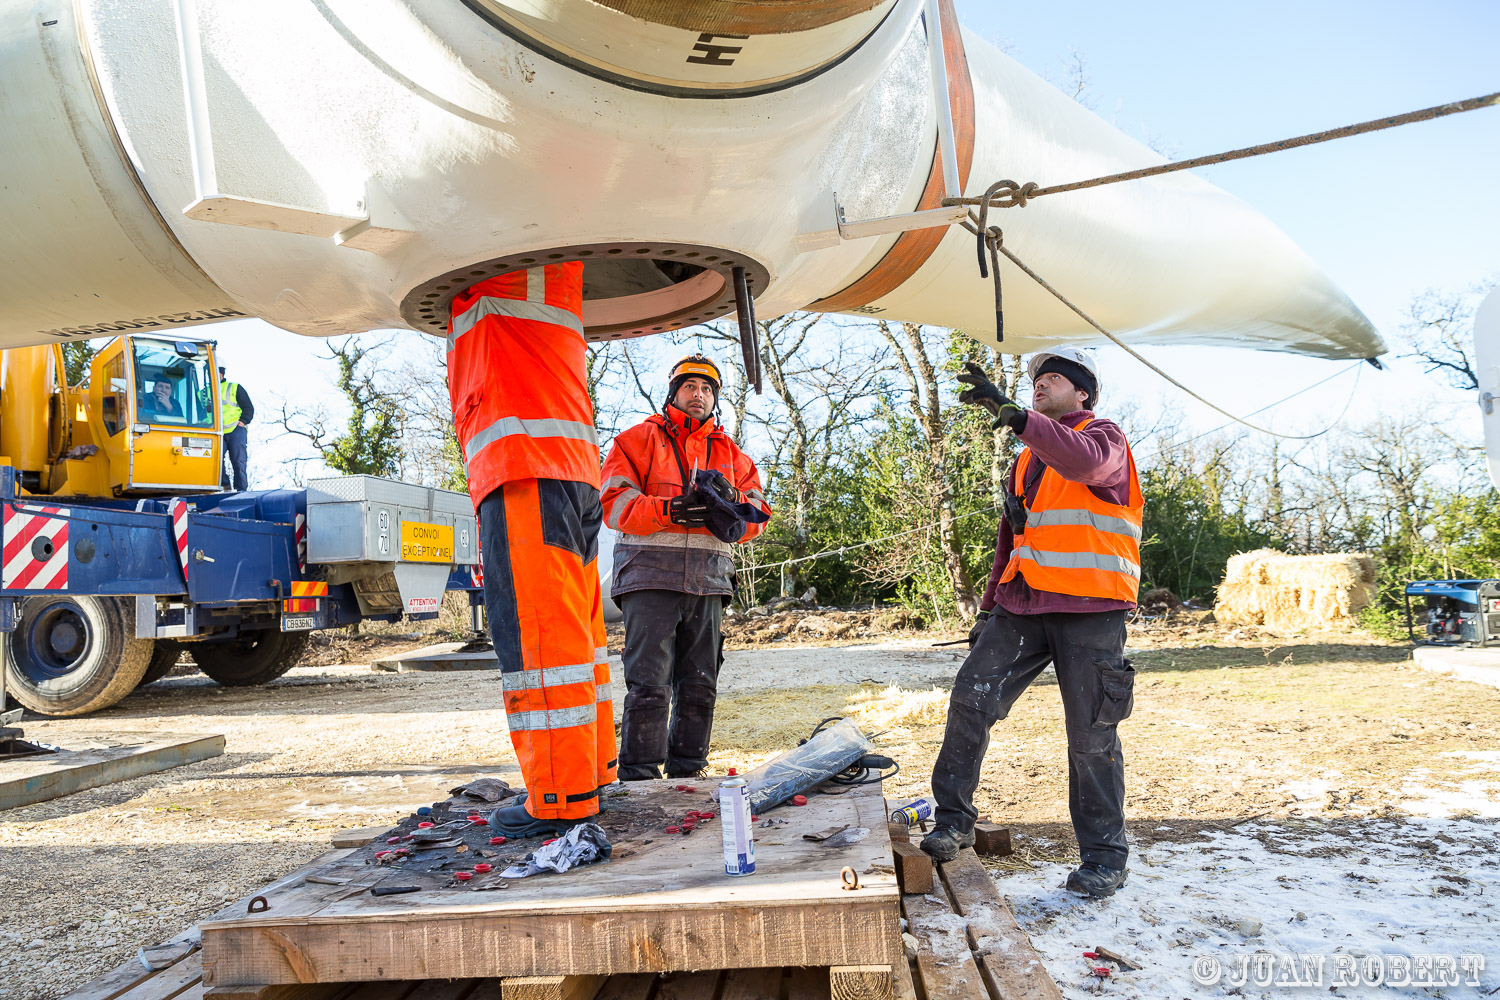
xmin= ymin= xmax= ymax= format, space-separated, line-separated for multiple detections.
xmin=786 ymin=967 xmax=831 ymax=1000
xmin=902 ymin=885 xmax=987 ymax=1000
xmin=0 ymin=732 xmax=224 ymax=810
xmin=940 ymin=851 xmax=1062 ymax=1000
xmin=329 ymin=827 xmax=389 ymax=849
xmin=591 ymin=976 xmax=654 ymax=1000
xmin=829 ymin=966 xmax=894 ymax=1000
xmin=890 ymin=842 xmax=932 ymax=895
xmin=500 ymin=976 xmax=606 ymax=1000
xmin=721 ymin=968 xmax=782 ymax=1000
xmin=113 ymin=953 xmax=202 ymax=999
xmin=973 ymin=822 xmax=1012 ymax=858
xmin=891 ymin=961 xmax=917 ymax=1000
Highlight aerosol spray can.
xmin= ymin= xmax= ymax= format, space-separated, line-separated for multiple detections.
xmin=890 ymin=797 xmax=934 ymax=827
xmin=718 ymin=776 xmax=755 ymax=876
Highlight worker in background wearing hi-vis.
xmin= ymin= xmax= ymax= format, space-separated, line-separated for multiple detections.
xmin=447 ymin=263 xmax=616 ymax=838
xmin=219 ymin=366 xmax=254 ymax=491
xmin=601 ymin=355 xmax=771 ymax=781
xmin=923 ymin=347 xmax=1141 ymax=899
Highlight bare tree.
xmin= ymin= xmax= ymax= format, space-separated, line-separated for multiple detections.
xmin=1399 ymin=282 xmax=1496 ymax=391
xmin=875 ymin=321 xmax=980 ymax=616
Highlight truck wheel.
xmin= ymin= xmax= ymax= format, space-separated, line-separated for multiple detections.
xmin=191 ymin=629 xmax=309 ymax=687
xmin=137 ymin=639 xmax=186 ymax=687
xmin=3 ymin=595 xmax=152 ymax=716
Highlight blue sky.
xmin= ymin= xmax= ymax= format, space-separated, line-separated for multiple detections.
xmin=216 ymin=0 xmax=1500 ymax=485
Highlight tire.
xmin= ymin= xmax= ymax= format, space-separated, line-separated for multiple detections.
xmin=137 ymin=639 xmax=186 ymax=687
xmin=3 ymin=595 xmax=153 ymax=716
xmin=191 ymin=629 xmax=309 ymax=687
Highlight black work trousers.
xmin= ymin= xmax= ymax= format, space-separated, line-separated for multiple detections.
xmin=931 ymin=609 xmax=1135 ymax=868
xmin=616 ymin=590 xmax=724 ymax=780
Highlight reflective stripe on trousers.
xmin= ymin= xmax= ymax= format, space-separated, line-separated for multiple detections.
xmin=1025 ymin=507 xmax=1142 ymax=540
xmin=1012 ymin=545 xmax=1141 ymax=578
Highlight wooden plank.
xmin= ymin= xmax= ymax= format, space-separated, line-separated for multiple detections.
xmin=939 ymin=852 xmax=1062 ymax=1000
xmin=201 ymin=782 xmax=901 ymax=986
xmin=64 ymin=927 xmax=201 ymax=1000
xmin=403 ymin=982 xmax=485 ymax=1000
xmin=891 ymin=961 xmax=917 ymax=1000
xmin=591 ymin=976 xmax=655 ymax=1000
xmin=204 ymin=987 xmax=348 ymax=1000
xmin=330 ymin=826 xmax=389 ymax=849
xmin=720 ymin=968 xmax=782 ymax=1000
xmin=0 ymin=731 xmax=224 ymax=810
xmin=786 ymin=968 xmax=830 ymax=1000
xmin=500 ymin=976 xmax=606 ymax=1000
xmin=972 ymin=823 xmax=1011 ymax=858
xmin=890 ymin=843 xmax=932 ymax=895
xmin=887 ymin=823 xmax=910 ymax=845
xmin=116 ymin=954 xmax=202 ymax=1000
xmin=654 ymin=972 xmax=721 ymax=1000
xmin=902 ymin=884 xmax=987 ymax=1000
xmin=829 ymin=967 xmax=894 ymax=1000
xmin=404 ymin=983 xmax=485 ymax=1000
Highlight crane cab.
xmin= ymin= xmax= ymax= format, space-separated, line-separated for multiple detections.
xmin=87 ymin=337 xmax=222 ymax=495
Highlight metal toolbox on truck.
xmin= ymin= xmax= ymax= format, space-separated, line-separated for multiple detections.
xmin=303 ymin=475 xmax=477 ymax=618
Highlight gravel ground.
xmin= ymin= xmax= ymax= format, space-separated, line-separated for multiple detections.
xmin=5 ymin=621 xmax=1495 ymax=999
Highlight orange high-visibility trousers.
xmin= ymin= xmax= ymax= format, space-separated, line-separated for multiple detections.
xmin=479 ymin=478 xmax=616 ymax=820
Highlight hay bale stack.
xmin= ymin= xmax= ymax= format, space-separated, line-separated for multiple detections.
xmin=1214 ymin=550 xmax=1377 ymax=631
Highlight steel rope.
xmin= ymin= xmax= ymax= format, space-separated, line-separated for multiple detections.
xmin=950 ymin=91 xmax=1500 ymax=210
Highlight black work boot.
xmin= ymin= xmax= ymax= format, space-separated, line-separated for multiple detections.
xmin=1065 ymin=863 xmax=1129 ymax=897
xmin=487 ymin=804 xmax=586 ymax=838
xmin=919 ymin=826 xmax=976 ymax=863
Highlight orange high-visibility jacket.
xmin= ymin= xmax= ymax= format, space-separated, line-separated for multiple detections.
xmin=447 ymin=263 xmax=599 ymax=506
xmin=998 ymin=419 xmax=1144 ymax=602
xmin=601 ymin=407 xmax=770 ymax=598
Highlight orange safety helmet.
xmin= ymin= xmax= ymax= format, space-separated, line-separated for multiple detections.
xmin=665 ymin=353 xmax=722 ymax=410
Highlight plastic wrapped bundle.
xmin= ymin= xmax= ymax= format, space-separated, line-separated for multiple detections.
xmin=745 ymin=718 xmax=875 ymax=813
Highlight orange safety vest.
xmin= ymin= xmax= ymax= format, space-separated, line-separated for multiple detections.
xmin=447 ymin=263 xmax=599 ymax=506
xmin=998 ymin=419 xmax=1144 ymax=602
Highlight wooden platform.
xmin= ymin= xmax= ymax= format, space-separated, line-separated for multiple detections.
xmin=200 ymin=779 xmax=900 ymax=988
xmin=0 ymin=730 xmax=224 ymax=810
xmin=63 ymin=787 xmax=1064 ymax=1000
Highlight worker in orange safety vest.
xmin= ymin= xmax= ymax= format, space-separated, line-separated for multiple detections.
xmin=600 ymin=354 xmax=771 ymax=780
xmin=447 ymin=262 xmax=615 ymax=838
xmin=923 ymin=347 xmax=1142 ymax=901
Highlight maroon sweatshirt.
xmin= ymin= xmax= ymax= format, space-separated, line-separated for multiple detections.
xmin=981 ymin=410 xmax=1138 ymax=616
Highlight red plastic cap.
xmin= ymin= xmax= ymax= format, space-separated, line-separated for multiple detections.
xmin=386 ymin=837 xmax=401 ymax=844
xmin=664 ymin=825 xmax=681 ymax=834
xmin=701 ymin=811 xmax=715 ymax=820
xmin=417 ymin=821 xmax=434 ymax=829
xmin=791 ymin=795 xmax=807 ymax=806
xmin=473 ymin=864 xmax=492 ymax=873
xmin=489 ymin=836 xmax=506 ymax=845
xmin=454 ymin=871 xmax=473 ymax=881
xmin=727 ymin=768 xmax=738 ymax=776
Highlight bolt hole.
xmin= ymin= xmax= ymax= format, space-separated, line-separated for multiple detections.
xmin=607 ymin=248 xmax=622 ymax=255
xmin=635 ymin=248 xmax=651 ymax=254
xmin=519 ymin=258 xmax=535 ymax=264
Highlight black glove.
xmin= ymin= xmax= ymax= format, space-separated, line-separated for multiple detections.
xmin=957 ymin=361 xmax=1027 ymax=432
xmin=666 ymin=492 xmax=710 ymax=527
xmin=968 ymin=609 xmax=990 ymax=648
xmin=702 ymin=470 xmax=738 ymax=504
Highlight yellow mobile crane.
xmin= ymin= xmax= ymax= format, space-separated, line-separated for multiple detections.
xmin=0 ymin=334 xmax=222 ymax=498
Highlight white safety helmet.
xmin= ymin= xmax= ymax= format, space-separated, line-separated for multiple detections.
xmin=1027 ymin=346 xmax=1100 ymax=405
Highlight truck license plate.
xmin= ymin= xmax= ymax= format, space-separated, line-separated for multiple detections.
xmin=282 ymin=615 xmax=320 ymax=631
xmin=400 ymin=520 xmax=454 ymax=562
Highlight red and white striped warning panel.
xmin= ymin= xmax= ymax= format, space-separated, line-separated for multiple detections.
xmin=2 ymin=504 xmax=70 ymax=591
xmin=170 ymin=499 xmax=189 ymax=583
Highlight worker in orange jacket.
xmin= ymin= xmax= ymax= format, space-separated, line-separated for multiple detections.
xmin=601 ymin=355 xmax=771 ymax=780
xmin=447 ymin=263 xmax=615 ymax=838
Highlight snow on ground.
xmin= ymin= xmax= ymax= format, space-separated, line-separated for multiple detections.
xmin=993 ymin=818 xmax=1500 ymax=999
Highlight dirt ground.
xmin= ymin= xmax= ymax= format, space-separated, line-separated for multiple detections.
xmin=3 ymin=609 xmax=1498 ymax=999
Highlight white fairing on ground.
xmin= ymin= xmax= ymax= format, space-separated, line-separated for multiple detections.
xmin=0 ymin=0 xmax=1383 ymax=361
xmin=598 ymin=526 xmax=622 ymax=622
xmin=1474 ymin=288 xmax=1500 ymax=490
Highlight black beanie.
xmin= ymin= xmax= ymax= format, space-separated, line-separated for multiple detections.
xmin=1036 ymin=356 xmax=1097 ymax=409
